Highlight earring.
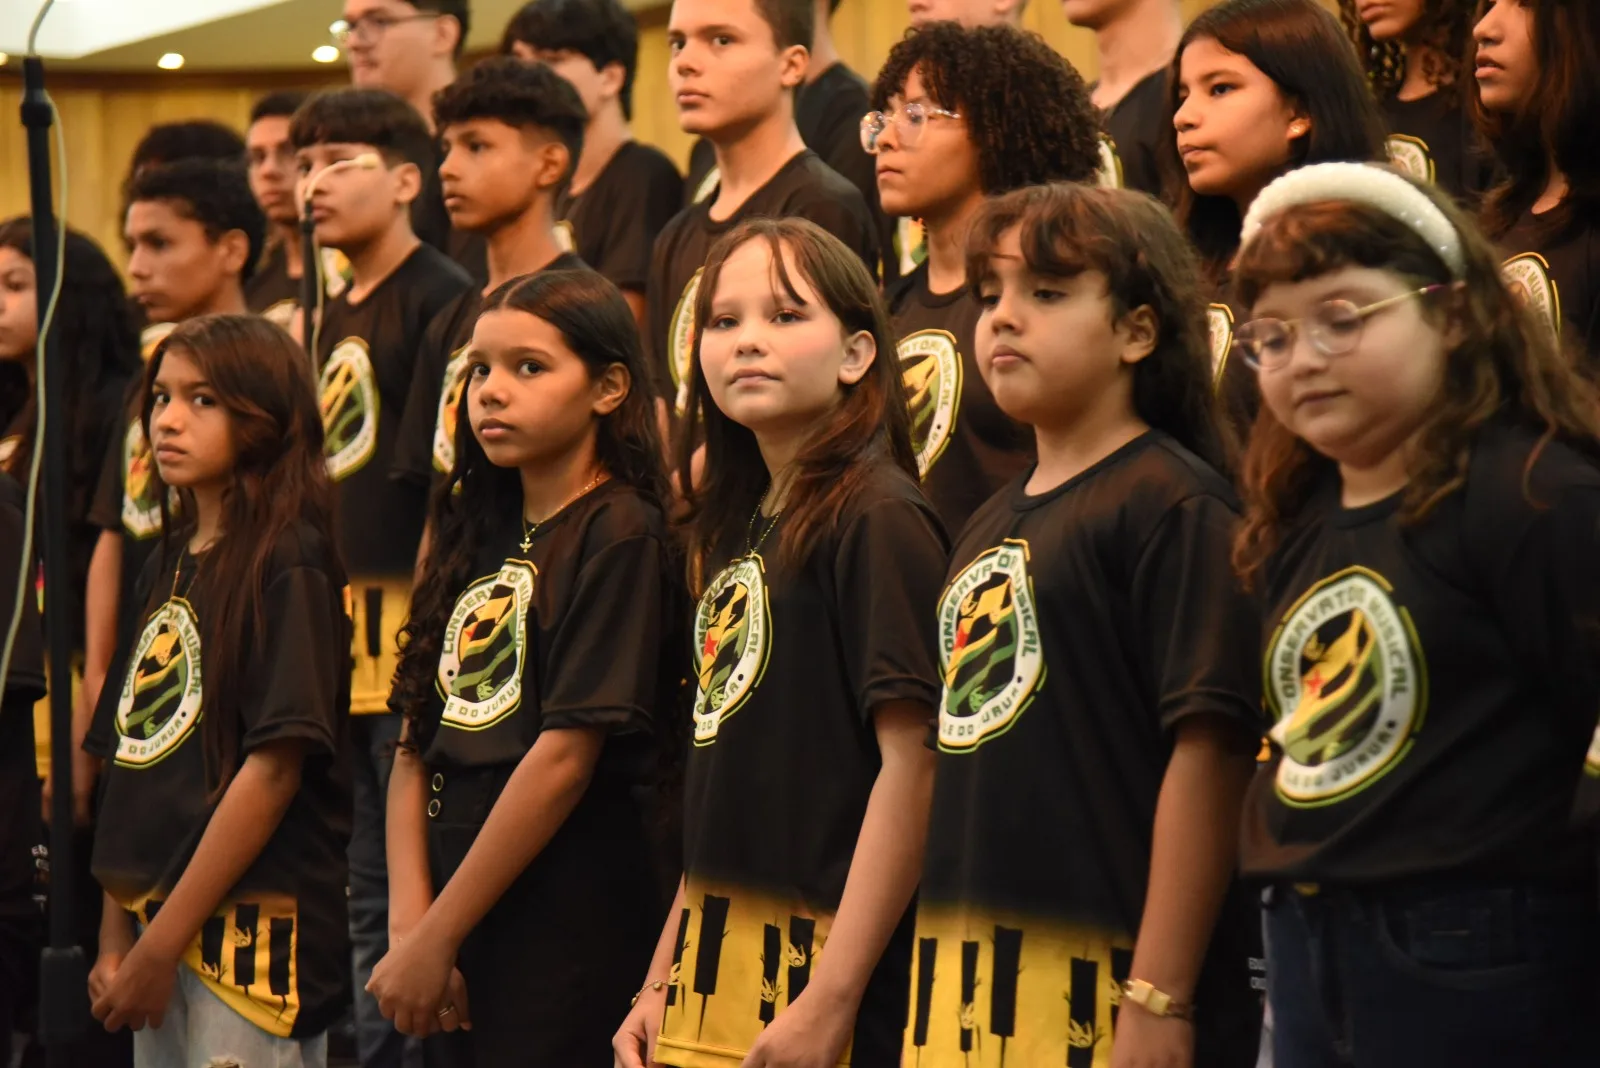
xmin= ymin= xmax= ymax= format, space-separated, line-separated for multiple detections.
xmin=1289 ymin=120 xmax=1309 ymax=137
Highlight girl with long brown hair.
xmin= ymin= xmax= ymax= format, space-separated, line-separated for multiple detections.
xmin=83 ymin=315 xmax=351 ymax=1067
xmin=1232 ymin=161 xmax=1600 ymax=1066
xmin=614 ymin=217 xmax=946 ymax=1068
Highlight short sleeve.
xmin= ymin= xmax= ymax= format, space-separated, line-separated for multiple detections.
xmin=88 ymin=420 xmax=124 ymax=533
xmin=589 ymin=153 xmax=685 ymax=293
xmin=540 ymin=534 xmax=671 ymax=734
xmin=831 ymin=495 xmax=948 ymax=721
xmin=393 ymin=313 xmax=452 ymax=486
xmin=1130 ymin=492 xmax=1264 ymax=734
xmin=238 ymin=564 xmax=348 ymax=756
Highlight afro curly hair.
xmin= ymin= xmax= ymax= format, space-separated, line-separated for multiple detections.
xmin=431 ymin=57 xmax=587 ymax=181
xmin=870 ymin=21 xmax=1101 ymax=197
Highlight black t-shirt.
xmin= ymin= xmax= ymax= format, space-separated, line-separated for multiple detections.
xmin=392 ymin=251 xmax=587 ymax=487
xmin=1381 ymin=91 xmax=1495 ymax=206
xmin=1096 ymin=68 xmax=1169 ymax=200
xmin=86 ymin=522 xmax=353 ymax=1038
xmin=660 ymin=460 xmax=947 ymax=1068
xmin=1241 ymin=422 xmax=1600 ymax=885
xmin=1499 ymin=210 xmax=1600 ymax=371
xmin=555 ymin=141 xmax=683 ymax=294
xmin=913 ymin=432 xmax=1264 ymax=1066
xmin=316 ymin=243 xmax=472 ymax=576
xmin=245 ymin=242 xmax=302 ymax=335
xmin=647 ymin=150 xmax=879 ymax=412
xmin=889 ymin=264 xmax=1031 ymax=538
xmin=0 ymin=472 xmax=46 ymax=715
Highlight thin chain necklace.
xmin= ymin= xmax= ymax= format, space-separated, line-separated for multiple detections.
xmin=169 ymin=551 xmax=198 ymax=604
xmin=744 ymin=484 xmax=782 ymax=556
xmin=522 ymin=471 xmax=609 ymax=552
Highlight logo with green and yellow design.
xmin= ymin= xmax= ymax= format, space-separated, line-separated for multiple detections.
xmin=1503 ymin=252 xmax=1561 ymax=340
xmin=122 ymin=419 xmax=162 ymax=540
xmin=692 ymin=555 xmax=771 ymax=746
xmin=1095 ymin=132 xmax=1124 ymax=189
xmin=1207 ymin=303 xmax=1235 ymax=386
xmin=1265 ymin=566 xmax=1427 ymax=806
xmin=899 ymin=329 xmax=962 ymax=478
xmin=692 ymin=166 xmax=721 ymax=205
xmin=433 ymin=342 xmax=470 ymax=474
xmin=937 ymin=540 xmax=1043 ymax=752
xmin=438 ymin=559 xmax=535 ymax=731
xmin=669 ymin=269 xmax=704 ymax=415
xmin=319 ymin=337 xmax=379 ymax=482
xmin=114 ymin=597 xmax=203 ymax=767
xmin=1385 ymin=134 xmax=1435 ymax=185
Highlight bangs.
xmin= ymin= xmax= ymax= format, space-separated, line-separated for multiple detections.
xmin=964 ymin=187 xmax=1114 ymax=297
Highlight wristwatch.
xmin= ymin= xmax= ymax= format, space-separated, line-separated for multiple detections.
xmin=1121 ymin=979 xmax=1194 ymax=1020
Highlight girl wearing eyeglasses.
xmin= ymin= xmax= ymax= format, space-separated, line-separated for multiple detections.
xmin=1232 ymin=162 xmax=1600 ymax=1067
xmin=864 ymin=20 xmax=1102 ymax=537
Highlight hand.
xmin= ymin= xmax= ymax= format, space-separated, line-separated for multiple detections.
xmin=613 ymin=982 xmax=669 ymax=1068
xmin=87 ymin=950 xmax=124 ymax=1004
xmin=739 ymin=987 xmax=854 ymax=1068
xmin=1109 ymin=1003 xmax=1194 ymax=1068
xmin=436 ymin=968 xmax=472 ymax=1034
xmin=89 ymin=937 xmax=178 ymax=1032
xmin=366 ymin=924 xmax=459 ymax=1038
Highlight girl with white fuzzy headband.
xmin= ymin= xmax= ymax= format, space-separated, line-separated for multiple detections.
xmin=1231 ymin=161 xmax=1600 ymax=1068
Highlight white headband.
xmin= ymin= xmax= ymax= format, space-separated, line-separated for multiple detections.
xmin=1239 ymin=162 xmax=1466 ymax=278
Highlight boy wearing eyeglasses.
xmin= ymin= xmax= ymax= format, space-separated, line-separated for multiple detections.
xmin=870 ymin=20 xmax=1101 ymax=535
xmin=646 ymin=0 xmax=878 ymax=423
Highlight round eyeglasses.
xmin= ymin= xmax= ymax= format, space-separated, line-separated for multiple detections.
xmin=331 ymin=11 xmax=439 ymax=48
xmin=1235 ymin=285 xmax=1447 ymax=370
xmin=860 ymin=102 xmax=961 ymax=154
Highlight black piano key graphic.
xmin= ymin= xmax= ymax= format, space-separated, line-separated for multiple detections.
xmin=694 ymin=894 xmax=731 ymax=1041
xmin=912 ymin=937 xmax=937 ymax=1049
xmin=1110 ymin=947 xmax=1134 ymax=1033
xmin=199 ymin=916 xmax=226 ymax=981
xmin=144 ymin=898 xmax=164 ymax=924
xmin=269 ymin=917 xmax=295 ymax=1001
xmin=760 ymin=924 xmax=782 ymax=1024
xmin=787 ymin=916 xmax=815 ymax=1003
xmin=233 ymin=903 xmax=260 ymax=990
xmin=991 ymin=925 xmax=1023 ymax=1066
xmin=668 ymin=906 xmax=691 ymax=1008
xmin=1066 ymin=957 xmax=1099 ymax=1068
xmin=960 ymin=940 xmax=979 ymax=1054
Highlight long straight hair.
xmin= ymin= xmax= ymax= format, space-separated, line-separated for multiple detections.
xmin=676 ymin=218 xmax=916 ymax=585
xmin=143 ymin=315 xmax=334 ymax=799
xmin=1338 ymin=0 xmax=1476 ymax=99
xmin=394 ymin=269 xmax=669 ymax=745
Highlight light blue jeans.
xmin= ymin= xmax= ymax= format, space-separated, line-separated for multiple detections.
xmin=132 ymin=962 xmax=327 ymax=1068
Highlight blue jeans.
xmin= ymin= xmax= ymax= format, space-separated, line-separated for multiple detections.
xmin=133 ymin=963 xmax=326 ymax=1068
xmin=1265 ymin=880 xmax=1597 ymax=1068
xmin=348 ymin=714 xmax=419 ymax=1068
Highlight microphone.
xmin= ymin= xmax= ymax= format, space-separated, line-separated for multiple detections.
xmin=299 ymin=153 xmax=382 ymax=356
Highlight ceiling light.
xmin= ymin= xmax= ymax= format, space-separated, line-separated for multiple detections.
xmin=312 ymin=45 xmax=340 ymax=63
xmin=157 ymin=52 xmax=184 ymax=70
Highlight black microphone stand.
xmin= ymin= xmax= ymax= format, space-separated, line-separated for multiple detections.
xmin=300 ymin=201 xmax=318 ymax=354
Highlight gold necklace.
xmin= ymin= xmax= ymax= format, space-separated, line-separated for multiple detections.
xmin=744 ymin=485 xmax=782 ymax=556
xmin=521 ymin=471 xmax=609 ymax=552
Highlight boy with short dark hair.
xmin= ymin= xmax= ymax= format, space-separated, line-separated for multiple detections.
xmin=290 ymin=86 xmax=472 ymax=1068
xmin=124 ymin=120 xmax=246 ymax=190
xmin=502 ymin=0 xmax=684 ymax=326
xmin=393 ymin=56 xmax=590 ymax=489
xmin=244 ymin=90 xmax=313 ymax=330
xmin=650 ymin=0 xmax=877 ymax=416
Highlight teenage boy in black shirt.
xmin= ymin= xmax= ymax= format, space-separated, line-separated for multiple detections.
xmin=244 ymin=91 xmax=313 ymax=331
xmin=906 ymin=0 xmax=1026 ymax=27
xmin=649 ymin=0 xmax=877 ymax=416
xmin=291 ymin=86 xmax=472 ymax=1068
xmin=1065 ymin=0 xmax=1181 ymax=198
xmin=502 ymin=0 xmax=684 ymax=327
xmin=393 ymin=57 xmax=590 ymax=491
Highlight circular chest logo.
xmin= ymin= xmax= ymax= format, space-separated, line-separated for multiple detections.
xmin=260 ymin=298 xmax=298 ymax=333
xmin=670 ymin=269 xmax=704 ymax=415
xmin=937 ymin=540 xmax=1044 ymax=752
xmin=693 ymin=166 xmax=721 ymax=205
xmin=114 ymin=598 xmax=204 ymax=767
xmin=1265 ymin=566 xmax=1427 ymax=806
xmin=1207 ymin=303 xmax=1235 ymax=385
xmin=897 ymin=217 xmax=927 ymax=278
xmin=140 ymin=322 xmax=176 ymax=363
xmin=319 ymin=337 xmax=379 ymax=482
xmin=322 ymin=248 xmax=352 ymax=299
xmin=1095 ymin=132 xmax=1124 ymax=190
xmin=122 ymin=419 xmax=162 ymax=540
xmin=1502 ymin=253 xmax=1562 ymax=339
xmin=554 ymin=220 xmax=577 ymax=254
xmin=0 ymin=435 xmax=20 ymax=469
xmin=433 ymin=342 xmax=470 ymax=474
xmin=899 ymin=329 xmax=962 ymax=478
xmin=1385 ymin=135 xmax=1435 ymax=185
xmin=692 ymin=556 xmax=771 ymax=746
xmin=438 ymin=559 xmax=536 ymax=731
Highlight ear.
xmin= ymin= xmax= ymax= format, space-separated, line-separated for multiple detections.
xmin=433 ymin=13 xmax=462 ymax=61
xmin=597 ymin=60 xmax=627 ymax=104
xmin=392 ymin=160 xmax=423 ymax=207
xmin=837 ymin=329 xmax=877 ymax=386
xmin=217 ymin=228 xmax=251 ymax=278
xmin=1287 ymin=110 xmax=1311 ymax=142
xmin=535 ymin=139 xmax=574 ymax=191
xmin=1117 ymin=304 xmax=1159 ymax=366
xmin=592 ymin=362 xmax=631 ymax=416
xmin=779 ymin=44 xmax=809 ymax=91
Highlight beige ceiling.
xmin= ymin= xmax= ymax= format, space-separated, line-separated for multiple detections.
xmin=33 ymin=0 xmax=661 ymax=72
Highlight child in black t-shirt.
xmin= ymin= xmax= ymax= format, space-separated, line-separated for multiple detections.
xmin=85 ymin=315 xmax=351 ymax=1066
xmin=393 ymin=57 xmax=591 ymax=493
xmin=1233 ymin=162 xmax=1600 ymax=1066
xmin=648 ymin=0 xmax=878 ymax=420
xmin=1473 ymin=0 xmax=1600 ymax=369
xmin=370 ymin=269 xmax=681 ymax=1065
xmin=244 ymin=91 xmax=313 ymax=331
xmin=1065 ymin=0 xmax=1183 ymax=197
xmin=869 ymin=21 xmax=1100 ymax=537
xmin=502 ymin=0 xmax=685 ymax=327
xmin=615 ymin=217 xmax=946 ymax=1068
xmin=1342 ymin=0 xmax=1493 ymax=203
xmin=909 ymin=181 xmax=1263 ymax=1068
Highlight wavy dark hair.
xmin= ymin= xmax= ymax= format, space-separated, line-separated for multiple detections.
xmin=1339 ymin=0 xmax=1475 ymax=98
xmin=394 ymin=269 xmax=669 ymax=743
xmin=142 ymin=315 xmax=334 ymax=799
xmin=500 ymin=0 xmax=642 ymax=120
xmin=1228 ymin=172 xmax=1600 ymax=584
xmin=678 ymin=217 xmax=916 ymax=583
xmin=1165 ymin=0 xmax=1388 ymax=274
xmin=965 ymin=183 xmax=1232 ymax=475
xmin=1471 ymin=0 xmax=1600 ymax=238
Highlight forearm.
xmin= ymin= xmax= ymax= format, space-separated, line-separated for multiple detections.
xmin=386 ymin=736 xmax=435 ymax=938
xmin=414 ymin=727 xmax=603 ymax=949
xmin=81 ymin=530 xmax=121 ymax=709
xmin=99 ymin=888 xmax=134 ymax=954
xmin=1128 ymin=718 xmax=1254 ymax=1001
xmin=136 ymin=742 xmax=304 ymax=961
